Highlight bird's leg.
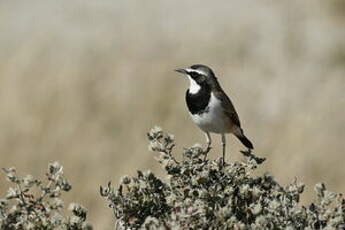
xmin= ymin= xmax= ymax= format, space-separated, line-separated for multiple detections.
xmin=221 ymin=134 xmax=226 ymax=166
xmin=203 ymin=132 xmax=212 ymax=160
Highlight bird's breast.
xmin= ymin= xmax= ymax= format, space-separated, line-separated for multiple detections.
xmin=189 ymin=93 xmax=233 ymax=134
xmin=185 ymin=86 xmax=211 ymax=115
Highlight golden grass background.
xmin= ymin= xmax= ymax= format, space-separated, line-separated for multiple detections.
xmin=0 ymin=0 xmax=344 ymax=228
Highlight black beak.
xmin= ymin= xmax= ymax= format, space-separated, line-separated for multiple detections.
xmin=174 ymin=68 xmax=188 ymax=75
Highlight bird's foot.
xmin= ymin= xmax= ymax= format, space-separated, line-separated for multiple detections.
xmin=214 ymin=157 xmax=226 ymax=169
xmin=220 ymin=157 xmax=227 ymax=169
xmin=203 ymin=144 xmax=212 ymax=161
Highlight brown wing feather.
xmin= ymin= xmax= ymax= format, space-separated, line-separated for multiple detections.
xmin=213 ymin=89 xmax=241 ymax=128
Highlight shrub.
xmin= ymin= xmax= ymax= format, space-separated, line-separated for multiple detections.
xmin=0 ymin=162 xmax=92 ymax=230
xmin=101 ymin=127 xmax=345 ymax=229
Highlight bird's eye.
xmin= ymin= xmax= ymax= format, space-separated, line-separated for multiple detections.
xmin=190 ymin=72 xmax=196 ymax=78
xmin=189 ymin=72 xmax=200 ymax=79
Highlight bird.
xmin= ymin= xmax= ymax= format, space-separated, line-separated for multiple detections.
xmin=175 ymin=64 xmax=253 ymax=164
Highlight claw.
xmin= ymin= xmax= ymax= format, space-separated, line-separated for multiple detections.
xmin=203 ymin=145 xmax=212 ymax=161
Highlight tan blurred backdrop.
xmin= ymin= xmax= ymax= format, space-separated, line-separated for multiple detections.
xmin=0 ymin=0 xmax=345 ymax=229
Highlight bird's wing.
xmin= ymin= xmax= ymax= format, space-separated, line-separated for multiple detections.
xmin=214 ymin=90 xmax=241 ymax=128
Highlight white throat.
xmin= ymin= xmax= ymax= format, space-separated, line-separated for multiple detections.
xmin=188 ymin=76 xmax=201 ymax=94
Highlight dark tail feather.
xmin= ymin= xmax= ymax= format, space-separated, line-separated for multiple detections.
xmin=236 ymin=134 xmax=254 ymax=149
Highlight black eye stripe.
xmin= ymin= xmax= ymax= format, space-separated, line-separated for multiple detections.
xmin=189 ymin=71 xmax=203 ymax=78
xmin=190 ymin=72 xmax=197 ymax=78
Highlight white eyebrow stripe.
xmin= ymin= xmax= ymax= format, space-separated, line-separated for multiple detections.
xmin=186 ymin=68 xmax=206 ymax=75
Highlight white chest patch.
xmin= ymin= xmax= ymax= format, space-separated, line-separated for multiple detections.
xmin=190 ymin=93 xmax=231 ymax=134
xmin=188 ymin=76 xmax=201 ymax=94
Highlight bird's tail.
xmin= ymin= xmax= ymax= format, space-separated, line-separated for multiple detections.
xmin=235 ymin=129 xmax=254 ymax=149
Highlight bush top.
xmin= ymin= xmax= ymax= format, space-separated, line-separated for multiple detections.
xmin=101 ymin=127 xmax=345 ymax=230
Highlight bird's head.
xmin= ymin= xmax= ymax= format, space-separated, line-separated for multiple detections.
xmin=175 ymin=64 xmax=216 ymax=93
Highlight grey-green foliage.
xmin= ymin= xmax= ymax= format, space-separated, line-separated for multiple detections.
xmin=0 ymin=162 xmax=92 ymax=230
xmin=101 ymin=127 xmax=345 ymax=229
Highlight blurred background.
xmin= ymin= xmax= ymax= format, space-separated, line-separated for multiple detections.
xmin=0 ymin=0 xmax=344 ymax=228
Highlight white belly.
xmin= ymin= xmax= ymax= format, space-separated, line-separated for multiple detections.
xmin=190 ymin=93 xmax=231 ymax=134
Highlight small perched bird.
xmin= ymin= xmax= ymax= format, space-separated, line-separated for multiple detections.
xmin=175 ymin=64 xmax=253 ymax=163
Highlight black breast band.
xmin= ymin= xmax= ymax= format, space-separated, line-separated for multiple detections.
xmin=185 ymin=85 xmax=211 ymax=115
